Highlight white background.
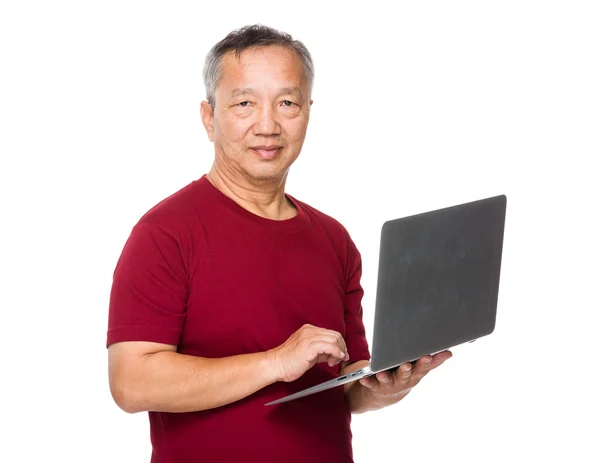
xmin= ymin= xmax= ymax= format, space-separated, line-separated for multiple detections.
xmin=1 ymin=1 xmax=599 ymax=462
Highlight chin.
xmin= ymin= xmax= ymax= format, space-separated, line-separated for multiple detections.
xmin=244 ymin=165 xmax=288 ymax=182
xmin=248 ymin=171 xmax=286 ymax=182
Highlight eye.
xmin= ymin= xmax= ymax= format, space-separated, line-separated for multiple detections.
xmin=238 ymin=101 xmax=250 ymax=107
xmin=282 ymin=100 xmax=295 ymax=107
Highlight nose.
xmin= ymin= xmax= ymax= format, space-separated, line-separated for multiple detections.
xmin=253 ymin=104 xmax=281 ymax=137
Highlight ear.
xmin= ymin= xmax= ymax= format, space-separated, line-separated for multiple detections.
xmin=200 ymin=101 xmax=215 ymax=142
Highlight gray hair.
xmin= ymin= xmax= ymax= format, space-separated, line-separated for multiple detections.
xmin=202 ymin=24 xmax=314 ymax=109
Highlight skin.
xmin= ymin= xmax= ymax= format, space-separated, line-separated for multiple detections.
xmin=199 ymin=45 xmax=312 ymax=221
xmin=108 ymin=45 xmax=451 ymax=416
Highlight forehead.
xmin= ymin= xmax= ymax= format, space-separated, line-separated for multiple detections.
xmin=218 ymin=46 xmax=306 ymax=91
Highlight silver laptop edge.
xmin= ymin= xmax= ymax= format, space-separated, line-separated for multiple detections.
xmin=265 ymin=366 xmax=374 ymax=406
xmin=264 ymin=346 xmax=463 ymax=406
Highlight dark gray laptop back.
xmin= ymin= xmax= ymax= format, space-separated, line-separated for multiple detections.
xmin=371 ymin=195 xmax=506 ymax=372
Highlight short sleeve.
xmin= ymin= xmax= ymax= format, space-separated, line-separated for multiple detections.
xmin=106 ymin=222 xmax=188 ymax=348
xmin=343 ymin=239 xmax=371 ymax=363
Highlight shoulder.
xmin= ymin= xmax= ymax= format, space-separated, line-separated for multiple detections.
xmin=294 ymin=197 xmax=349 ymax=234
xmin=291 ymin=196 xmax=360 ymax=260
xmin=135 ymin=178 xmax=208 ymax=233
xmin=118 ymin=178 xmax=212 ymax=268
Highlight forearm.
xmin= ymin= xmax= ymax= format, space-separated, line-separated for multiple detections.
xmin=114 ymin=350 xmax=277 ymax=413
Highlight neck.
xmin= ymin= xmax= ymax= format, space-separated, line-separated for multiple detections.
xmin=206 ymin=165 xmax=297 ymax=221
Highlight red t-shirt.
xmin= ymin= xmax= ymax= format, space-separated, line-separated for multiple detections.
xmin=107 ymin=175 xmax=371 ymax=463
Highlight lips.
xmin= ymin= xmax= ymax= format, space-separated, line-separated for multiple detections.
xmin=251 ymin=146 xmax=282 ymax=160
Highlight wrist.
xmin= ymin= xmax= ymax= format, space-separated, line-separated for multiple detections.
xmin=264 ymin=349 xmax=282 ymax=383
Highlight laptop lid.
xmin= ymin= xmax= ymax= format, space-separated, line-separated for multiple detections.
xmin=370 ymin=194 xmax=506 ymax=372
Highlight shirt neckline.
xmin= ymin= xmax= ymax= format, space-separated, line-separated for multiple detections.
xmin=195 ymin=174 xmax=309 ymax=233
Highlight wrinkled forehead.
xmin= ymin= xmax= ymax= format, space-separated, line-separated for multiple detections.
xmin=217 ymin=46 xmax=308 ymax=94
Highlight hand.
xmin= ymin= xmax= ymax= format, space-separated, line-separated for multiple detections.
xmin=358 ymin=351 xmax=452 ymax=399
xmin=268 ymin=324 xmax=350 ymax=383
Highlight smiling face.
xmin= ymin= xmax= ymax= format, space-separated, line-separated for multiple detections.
xmin=201 ymin=45 xmax=313 ymax=184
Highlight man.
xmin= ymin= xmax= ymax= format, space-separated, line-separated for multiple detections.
xmin=107 ymin=24 xmax=451 ymax=463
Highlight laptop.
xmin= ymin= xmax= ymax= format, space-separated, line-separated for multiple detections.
xmin=265 ymin=194 xmax=507 ymax=406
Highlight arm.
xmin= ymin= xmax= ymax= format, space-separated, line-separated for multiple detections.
xmin=109 ymin=324 xmax=349 ymax=414
xmin=108 ymin=341 xmax=277 ymax=414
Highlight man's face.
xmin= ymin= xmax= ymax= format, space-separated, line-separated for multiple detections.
xmin=201 ymin=46 xmax=312 ymax=183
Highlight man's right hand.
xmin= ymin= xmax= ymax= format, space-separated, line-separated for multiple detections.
xmin=268 ymin=324 xmax=350 ymax=383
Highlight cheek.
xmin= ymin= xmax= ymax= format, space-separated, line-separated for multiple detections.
xmin=276 ymin=123 xmax=299 ymax=145
xmin=287 ymin=116 xmax=310 ymax=140
xmin=215 ymin=118 xmax=249 ymax=146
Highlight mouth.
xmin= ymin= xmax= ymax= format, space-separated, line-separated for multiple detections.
xmin=250 ymin=146 xmax=283 ymax=160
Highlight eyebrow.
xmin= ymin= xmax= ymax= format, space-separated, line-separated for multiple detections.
xmin=230 ymin=87 xmax=303 ymax=98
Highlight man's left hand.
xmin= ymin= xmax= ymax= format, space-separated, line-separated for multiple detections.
xmin=358 ymin=350 xmax=452 ymax=399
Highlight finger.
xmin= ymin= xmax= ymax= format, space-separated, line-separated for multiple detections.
xmin=394 ymin=362 xmax=413 ymax=383
xmin=375 ymin=371 xmax=393 ymax=385
xmin=359 ymin=376 xmax=376 ymax=389
xmin=310 ymin=341 xmax=346 ymax=361
xmin=418 ymin=355 xmax=433 ymax=367
xmin=429 ymin=350 xmax=453 ymax=369
xmin=306 ymin=333 xmax=340 ymax=344
xmin=313 ymin=329 xmax=349 ymax=362
xmin=309 ymin=335 xmax=347 ymax=354
xmin=324 ymin=329 xmax=348 ymax=356
xmin=327 ymin=356 xmax=340 ymax=367
xmin=307 ymin=337 xmax=347 ymax=359
xmin=316 ymin=353 xmax=343 ymax=368
xmin=316 ymin=353 xmax=330 ymax=364
xmin=410 ymin=356 xmax=434 ymax=382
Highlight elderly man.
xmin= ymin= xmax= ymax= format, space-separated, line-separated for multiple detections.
xmin=107 ymin=24 xmax=451 ymax=463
